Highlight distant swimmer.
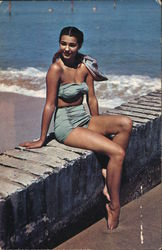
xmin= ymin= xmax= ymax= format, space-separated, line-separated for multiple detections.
xmin=92 ymin=6 xmax=97 ymax=12
xmin=114 ymin=0 xmax=116 ymax=9
xmin=48 ymin=8 xmax=54 ymax=13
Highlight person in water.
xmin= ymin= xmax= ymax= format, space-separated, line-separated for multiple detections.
xmin=20 ymin=26 xmax=132 ymax=230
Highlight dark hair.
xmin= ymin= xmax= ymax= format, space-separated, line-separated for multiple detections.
xmin=59 ymin=26 xmax=84 ymax=47
xmin=52 ymin=26 xmax=84 ymax=63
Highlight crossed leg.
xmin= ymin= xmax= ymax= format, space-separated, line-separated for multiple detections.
xmin=64 ymin=114 xmax=132 ymax=230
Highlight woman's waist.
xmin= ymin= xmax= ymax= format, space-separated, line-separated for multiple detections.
xmin=55 ymin=103 xmax=90 ymax=121
xmin=57 ymin=96 xmax=83 ymax=108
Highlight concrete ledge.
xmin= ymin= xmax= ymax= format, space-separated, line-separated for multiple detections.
xmin=0 ymin=90 xmax=161 ymax=249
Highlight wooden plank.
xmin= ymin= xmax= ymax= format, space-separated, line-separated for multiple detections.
xmin=126 ymin=100 xmax=160 ymax=107
xmin=121 ymin=103 xmax=161 ymax=111
xmin=106 ymin=110 xmax=150 ymax=123
xmin=106 ymin=109 xmax=155 ymax=121
xmin=0 ymin=155 xmax=54 ymax=176
xmin=4 ymin=149 xmax=70 ymax=168
xmin=0 ymin=178 xmax=23 ymax=198
xmin=0 ymin=164 xmax=38 ymax=186
xmin=117 ymin=106 xmax=161 ymax=116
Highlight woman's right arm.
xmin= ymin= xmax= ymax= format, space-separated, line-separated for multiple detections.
xmin=19 ymin=63 xmax=61 ymax=149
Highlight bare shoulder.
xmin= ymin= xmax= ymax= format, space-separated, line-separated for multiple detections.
xmin=79 ymin=63 xmax=90 ymax=81
xmin=48 ymin=60 xmax=63 ymax=75
xmin=46 ymin=60 xmax=63 ymax=86
xmin=84 ymin=66 xmax=94 ymax=84
xmin=80 ymin=62 xmax=88 ymax=72
xmin=46 ymin=61 xmax=63 ymax=89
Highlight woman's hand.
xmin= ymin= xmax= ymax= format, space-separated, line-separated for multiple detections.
xmin=19 ymin=138 xmax=44 ymax=149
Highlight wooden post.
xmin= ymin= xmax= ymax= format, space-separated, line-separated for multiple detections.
xmin=71 ymin=0 xmax=74 ymax=12
xmin=9 ymin=0 xmax=11 ymax=16
xmin=114 ymin=0 xmax=116 ymax=9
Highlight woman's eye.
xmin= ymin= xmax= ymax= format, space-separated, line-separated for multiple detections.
xmin=60 ymin=42 xmax=77 ymax=47
xmin=60 ymin=42 xmax=66 ymax=46
xmin=70 ymin=44 xmax=76 ymax=47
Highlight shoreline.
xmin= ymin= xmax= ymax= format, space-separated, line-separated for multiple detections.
xmin=0 ymin=91 xmax=45 ymax=153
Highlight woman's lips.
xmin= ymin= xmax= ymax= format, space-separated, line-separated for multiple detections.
xmin=63 ymin=52 xmax=71 ymax=56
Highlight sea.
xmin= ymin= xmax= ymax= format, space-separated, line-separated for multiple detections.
xmin=0 ymin=0 xmax=161 ymax=108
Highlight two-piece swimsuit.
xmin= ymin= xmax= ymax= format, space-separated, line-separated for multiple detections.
xmin=54 ymin=55 xmax=108 ymax=143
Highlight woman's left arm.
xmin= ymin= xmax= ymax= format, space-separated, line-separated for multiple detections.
xmin=86 ymin=73 xmax=99 ymax=116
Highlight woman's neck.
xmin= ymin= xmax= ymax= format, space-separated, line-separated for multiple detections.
xmin=61 ymin=53 xmax=82 ymax=68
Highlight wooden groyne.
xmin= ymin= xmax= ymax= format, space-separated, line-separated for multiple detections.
xmin=0 ymin=90 xmax=161 ymax=249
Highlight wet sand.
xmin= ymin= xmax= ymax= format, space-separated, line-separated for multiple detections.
xmin=0 ymin=92 xmax=46 ymax=153
xmin=55 ymin=184 xmax=161 ymax=250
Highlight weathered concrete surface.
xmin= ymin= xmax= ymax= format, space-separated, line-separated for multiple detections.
xmin=0 ymin=90 xmax=161 ymax=249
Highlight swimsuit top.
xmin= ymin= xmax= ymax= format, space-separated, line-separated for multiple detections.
xmin=58 ymin=82 xmax=88 ymax=101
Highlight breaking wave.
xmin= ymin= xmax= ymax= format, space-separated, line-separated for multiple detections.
xmin=0 ymin=67 xmax=160 ymax=108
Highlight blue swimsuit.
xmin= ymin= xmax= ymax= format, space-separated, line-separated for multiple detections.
xmin=54 ymin=83 xmax=91 ymax=143
xmin=53 ymin=55 xmax=108 ymax=143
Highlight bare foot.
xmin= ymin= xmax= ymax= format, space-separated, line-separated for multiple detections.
xmin=102 ymin=169 xmax=111 ymax=202
xmin=103 ymin=184 xmax=111 ymax=202
xmin=106 ymin=203 xmax=120 ymax=230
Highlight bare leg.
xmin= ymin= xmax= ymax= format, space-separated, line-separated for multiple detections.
xmin=64 ymin=119 xmax=129 ymax=229
xmin=87 ymin=114 xmax=132 ymax=229
xmin=88 ymin=112 xmax=132 ymax=154
xmin=88 ymin=114 xmax=132 ymax=149
xmin=105 ymin=116 xmax=132 ymax=215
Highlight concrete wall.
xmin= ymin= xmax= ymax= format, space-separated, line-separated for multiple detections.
xmin=0 ymin=90 xmax=161 ymax=249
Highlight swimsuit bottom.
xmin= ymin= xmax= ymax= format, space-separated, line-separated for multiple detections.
xmin=54 ymin=104 xmax=91 ymax=143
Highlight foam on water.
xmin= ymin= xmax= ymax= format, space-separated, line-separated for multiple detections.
xmin=0 ymin=83 xmax=46 ymax=98
xmin=0 ymin=68 xmax=160 ymax=108
xmin=0 ymin=67 xmax=46 ymax=97
xmin=0 ymin=67 xmax=46 ymax=85
xmin=95 ymin=74 xmax=161 ymax=108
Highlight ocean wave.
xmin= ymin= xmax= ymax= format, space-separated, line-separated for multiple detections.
xmin=0 ymin=84 xmax=46 ymax=98
xmin=95 ymin=74 xmax=161 ymax=108
xmin=0 ymin=67 xmax=46 ymax=89
xmin=0 ymin=68 xmax=160 ymax=108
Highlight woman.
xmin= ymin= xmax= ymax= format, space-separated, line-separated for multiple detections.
xmin=20 ymin=26 xmax=132 ymax=230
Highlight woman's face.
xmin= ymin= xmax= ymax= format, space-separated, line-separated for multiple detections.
xmin=59 ymin=35 xmax=80 ymax=61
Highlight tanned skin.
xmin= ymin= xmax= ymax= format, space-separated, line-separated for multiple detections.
xmin=20 ymin=35 xmax=132 ymax=230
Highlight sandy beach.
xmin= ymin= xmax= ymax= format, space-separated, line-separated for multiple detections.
xmin=0 ymin=92 xmax=46 ymax=153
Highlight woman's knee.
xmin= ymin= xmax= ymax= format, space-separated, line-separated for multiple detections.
xmin=120 ymin=116 xmax=133 ymax=133
xmin=116 ymin=146 xmax=125 ymax=161
xmin=109 ymin=145 xmax=125 ymax=163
